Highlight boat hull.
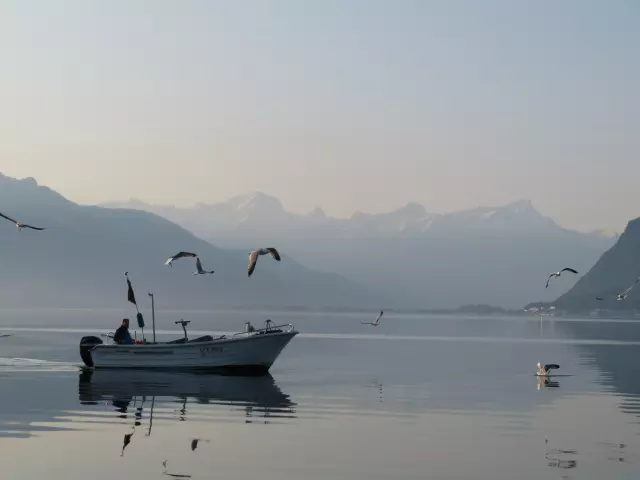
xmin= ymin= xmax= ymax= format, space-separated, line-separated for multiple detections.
xmin=85 ymin=331 xmax=297 ymax=373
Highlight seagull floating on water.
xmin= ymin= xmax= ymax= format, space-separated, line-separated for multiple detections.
xmin=165 ymin=251 xmax=198 ymax=267
xmin=0 ymin=211 xmax=45 ymax=231
xmin=546 ymin=268 xmax=578 ymax=288
xmin=361 ymin=311 xmax=383 ymax=327
xmin=248 ymin=248 xmax=281 ymax=277
xmin=193 ymin=258 xmax=214 ymax=275
xmin=537 ymin=362 xmax=560 ymax=376
xmin=617 ymin=277 xmax=640 ymax=300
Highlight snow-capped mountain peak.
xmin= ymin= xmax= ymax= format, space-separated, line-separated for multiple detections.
xmin=101 ymin=192 xmax=566 ymax=238
xmin=228 ymin=191 xmax=284 ymax=214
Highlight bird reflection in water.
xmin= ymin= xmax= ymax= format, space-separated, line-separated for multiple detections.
xmin=537 ymin=377 xmax=560 ymax=390
xmin=78 ymin=369 xmax=297 ymax=462
xmin=114 ymin=393 xmax=146 ymax=457
xmin=162 ymin=460 xmax=192 ymax=478
xmin=118 ymin=399 xmax=146 ymax=456
xmin=598 ymin=442 xmax=631 ymax=464
xmin=121 ymin=428 xmax=135 ymax=457
xmin=374 ymin=379 xmax=383 ymax=403
xmin=544 ymin=437 xmax=577 ymax=470
xmin=190 ymin=438 xmax=210 ymax=451
xmin=547 ymin=458 xmax=577 ymax=469
xmin=365 ymin=379 xmax=384 ymax=403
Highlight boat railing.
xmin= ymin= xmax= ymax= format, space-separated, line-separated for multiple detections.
xmin=233 ymin=323 xmax=295 ymax=338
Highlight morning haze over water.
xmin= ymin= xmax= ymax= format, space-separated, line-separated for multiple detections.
xmin=2 ymin=1 xmax=640 ymax=479
xmin=2 ymin=312 xmax=640 ymax=479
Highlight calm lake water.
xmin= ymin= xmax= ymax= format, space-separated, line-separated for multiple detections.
xmin=1 ymin=309 xmax=640 ymax=479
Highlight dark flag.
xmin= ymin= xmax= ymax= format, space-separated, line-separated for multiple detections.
xmin=125 ymin=272 xmax=137 ymax=307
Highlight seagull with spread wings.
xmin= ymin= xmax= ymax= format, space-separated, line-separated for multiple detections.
xmin=193 ymin=258 xmax=214 ymax=275
xmin=165 ymin=251 xmax=198 ymax=267
xmin=617 ymin=277 xmax=640 ymax=300
xmin=361 ymin=311 xmax=384 ymax=327
xmin=248 ymin=248 xmax=281 ymax=277
xmin=537 ymin=362 xmax=560 ymax=376
xmin=546 ymin=268 xmax=578 ymax=288
xmin=0 ymin=211 xmax=45 ymax=231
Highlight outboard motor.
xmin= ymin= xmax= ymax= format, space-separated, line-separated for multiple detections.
xmin=79 ymin=336 xmax=103 ymax=367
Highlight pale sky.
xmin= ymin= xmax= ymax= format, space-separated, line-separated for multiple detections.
xmin=1 ymin=0 xmax=638 ymax=231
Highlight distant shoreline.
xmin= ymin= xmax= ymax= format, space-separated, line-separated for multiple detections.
xmin=1 ymin=303 xmax=639 ymax=320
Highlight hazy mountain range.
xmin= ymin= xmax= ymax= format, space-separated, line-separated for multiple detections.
xmin=104 ymin=193 xmax=616 ymax=309
xmin=556 ymin=216 xmax=640 ymax=312
xmin=0 ymin=174 xmax=384 ymax=310
xmin=105 ymin=192 xmax=616 ymax=240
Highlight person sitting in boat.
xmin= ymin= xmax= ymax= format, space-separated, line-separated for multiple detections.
xmin=113 ymin=318 xmax=134 ymax=345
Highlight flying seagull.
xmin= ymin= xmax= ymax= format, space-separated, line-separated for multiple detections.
xmin=596 ymin=297 xmax=604 ymax=301
xmin=361 ymin=310 xmax=384 ymax=327
xmin=165 ymin=251 xmax=198 ymax=267
xmin=537 ymin=362 xmax=560 ymax=376
xmin=193 ymin=257 xmax=214 ymax=275
xmin=617 ymin=277 xmax=640 ymax=300
xmin=546 ymin=268 xmax=578 ymax=288
xmin=248 ymin=248 xmax=281 ymax=277
xmin=0 ymin=211 xmax=45 ymax=231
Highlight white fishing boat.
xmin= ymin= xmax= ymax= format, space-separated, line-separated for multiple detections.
xmin=80 ymin=319 xmax=297 ymax=374
xmin=80 ymin=276 xmax=298 ymax=374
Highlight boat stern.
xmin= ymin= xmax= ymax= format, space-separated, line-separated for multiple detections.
xmin=79 ymin=336 xmax=103 ymax=367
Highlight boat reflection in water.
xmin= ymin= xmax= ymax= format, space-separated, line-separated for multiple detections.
xmin=78 ymin=368 xmax=296 ymax=419
xmin=79 ymin=368 xmax=297 ymax=458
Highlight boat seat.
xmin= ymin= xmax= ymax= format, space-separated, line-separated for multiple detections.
xmin=187 ymin=335 xmax=214 ymax=343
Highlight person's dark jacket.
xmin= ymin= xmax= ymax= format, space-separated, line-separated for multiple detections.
xmin=113 ymin=325 xmax=133 ymax=345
